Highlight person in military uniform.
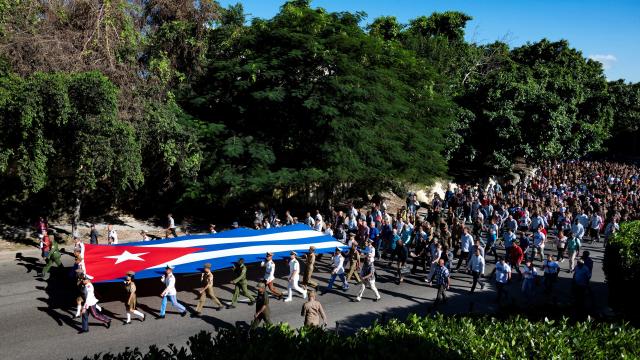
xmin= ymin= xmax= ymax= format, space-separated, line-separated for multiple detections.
xmin=74 ymin=268 xmax=86 ymax=318
xmin=228 ymin=258 xmax=254 ymax=308
xmin=301 ymin=290 xmax=327 ymax=327
xmin=41 ymin=235 xmax=62 ymax=278
xmin=250 ymin=282 xmax=270 ymax=329
xmin=123 ymin=271 xmax=145 ymax=324
xmin=195 ymin=263 xmax=223 ymax=315
xmin=80 ymin=274 xmax=111 ymax=333
xmin=261 ymin=252 xmax=283 ymax=299
xmin=345 ymin=242 xmax=362 ymax=285
xmin=302 ymin=246 xmax=318 ymax=290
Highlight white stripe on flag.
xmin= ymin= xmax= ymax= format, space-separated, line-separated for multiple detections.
xmin=149 ymin=240 xmax=345 ymax=268
xmin=139 ymin=230 xmax=326 ymax=248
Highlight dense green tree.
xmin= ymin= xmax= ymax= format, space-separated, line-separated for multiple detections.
xmin=0 ymin=72 xmax=143 ymax=229
xmin=606 ymin=80 xmax=640 ymax=154
xmin=180 ymin=1 xmax=450 ymax=209
xmin=457 ymin=39 xmax=613 ymax=169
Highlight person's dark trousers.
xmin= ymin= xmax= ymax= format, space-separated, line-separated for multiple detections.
xmin=505 ymin=247 xmax=512 ymax=261
xmin=412 ymin=255 xmax=426 ymax=273
xmin=496 ymin=282 xmax=508 ymax=302
xmin=82 ymin=305 xmax=110 ymax=331
xmin=170 ymin=228 xmax=178 ymax=237
xmin=511 ymin=262 xmax=523 ymax=279
xmin=455 ymin=251 xmax=469 ymax=270
xmin=556 ymin=248 xmax=564 ymax=260
xmin=544 ymin=272 xmax=557 ymax=293
xmin=433 ymin=284 xmax=447 ymax=307
xmin=470 ymin=270 xmax=484 ymax=292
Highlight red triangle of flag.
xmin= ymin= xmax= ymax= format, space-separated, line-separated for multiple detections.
xmin=84 ymin=244 xmax=202 ymax=282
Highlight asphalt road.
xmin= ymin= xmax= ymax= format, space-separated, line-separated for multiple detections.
xmin=0 ymin=241 xmax=609 ymax=360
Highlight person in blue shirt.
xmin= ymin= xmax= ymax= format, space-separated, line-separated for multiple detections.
xmin=542 ymin=254 xmax=560 ymax=294
xmin=368 ymin=222 xmax=381 ymax=260
xmin=572 ymin=260 xmax=591 ymax=312
xmin=503 ymin=228 xmax=516 ymax=259
xmin=455 ymin=227 xmax=474 ymax=271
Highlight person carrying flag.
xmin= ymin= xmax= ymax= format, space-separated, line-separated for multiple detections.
xmin=123 ymin=271 xmax=145 ymax=324
xmin=195 ymin=263 xmax=223 ymax=315
xmin=285 ymin=251 xmax=307 ymax=302
xmin=229 ymin=258 xmax=255 ymax=308
xmin=159 ymin=265 xmax=187 ymax=318
xmin=80 ymin=274 xmax=111 ymax=333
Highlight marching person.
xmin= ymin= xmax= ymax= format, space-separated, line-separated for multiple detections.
xmin=74 ymin=268 xmax=85 ymax=318
xmin=41 ymin=235 xmax=62 ymax=278
xmin=80 ymin=274 xmax=111 ymax=333
xmin=324 ymin=248 xmax=348 ymax=294
xmin=493 ymin=256 xmax=511 ymax=303
xmin=521 ymin=259 xmax=538 ymax=299
xmin=159 ymin=265 xmax=187 ymax=318
xmin=167 ymin=213 xmax=178 ymax=238
xmin=285 ymin=251 xmax=307 ymax=302
xmin=567 ymin=233 xmax=581 ymax=273
xmin=107 ymin=224 xmax=118 ymax=245
xmin=251 ymin=283 xmax=270 ymax=329
xmin=455 ymin=227 xmax=473 ymax=271
xmin=302 ymin=247 xmax=318 ymax=290
xmin=74 ymin=235 xmax=85 ymax=259
xmin=394 ymin=239 xmax=409 ymax=284
xmin=123 ymin=271 xmax=145 ymax=324
xmin=195 ymin=263 xmax=223 ymax=315
xmin=468 ymin=247 xmax=486 ymax=293
xmin=229 ymin=258 xmax=255 ymax=308
xmin=261 ymin=252 xmax=284 ymax=299
xmin=356 ymin=253 xmax=380 ymax=302
xmin=542 ymin=254 xmax=560 ymax=294
xmin=429 ymin=258 xmax=450 ymax=311
xmin=301 ymin=290 xmax=327 ymax=327
xmin=345 ymin=242 xmax=362 ymax=285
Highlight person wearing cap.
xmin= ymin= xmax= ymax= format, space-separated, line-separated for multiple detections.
xmin=159 ymin=265 xmax=187 ymax=318
xmin=301 ymin=290 xmax=327 ymax=327
xmin=74 ymin=235 xmax=85 ymax=259
xmin=261 ymin=252 xmax=284 ymax=299
xmin=195 ymin=263 xmax=223 ymax=315
xmin=41 ymin=234 xmax=62 ymax=278
xmin=123 ymin=271 xmax=145 ymax=324
xmin=356 ymin=252 xmax=380 ymax=302
xmin=251 ymin=283 xmax=270 ymax=329
xmin=302 ymin=247 xmax=318 ymax=290
xmin=229 ymin=258 xmax=255 ymax=308
xmin=324 ymin=248 xmax=348 ymax=294
xmin=80 ymin=274 xmax=111 ymax=333
xmin=285 ymin=251 xmax=307 ymax=302
xmin=345 ymin=242 xmax=362 ymax=285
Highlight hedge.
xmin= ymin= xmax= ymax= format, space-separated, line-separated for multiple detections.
xmin=80 ymin=314 xmax=639 ymax=360
xmin=604 ymin=220 xmax=640 ymax=321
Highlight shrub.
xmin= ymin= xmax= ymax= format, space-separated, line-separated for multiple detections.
xmin=79 ymin=314 xmax=640 ymax=360
xmin=604 ymin=220 xmax=640 ymax=321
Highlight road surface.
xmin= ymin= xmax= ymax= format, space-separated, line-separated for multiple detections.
xmin=0 ymin=242 xmax=609 ymax=360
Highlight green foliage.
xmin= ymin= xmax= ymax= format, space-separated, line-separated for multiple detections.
xmin=0 ymin=71 xmax=143 ymax=215
xmin=457 ymin=39 xmax=613 ymax=169
xmin=80 ymin=315 xmax=640 ymax=360
xmin=181 ymin=1 xmax=449 ymax=208
xmin=604 ymin=221 xmax=640 ymax=320
xmin=606 ymin=80 xmax=640 ymax=154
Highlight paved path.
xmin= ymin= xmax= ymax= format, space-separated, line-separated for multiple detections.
xmin=0 ymin=241 xmax=609 ymax=360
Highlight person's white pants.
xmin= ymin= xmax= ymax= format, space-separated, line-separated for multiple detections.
xmin=357 ymin=279 xmax=380 ymax=300
xmin=286 ymin=275 xmax=307 ymax=300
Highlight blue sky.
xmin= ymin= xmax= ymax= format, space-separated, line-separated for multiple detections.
xmin=218 ymin=0 xmax=640 ymax=82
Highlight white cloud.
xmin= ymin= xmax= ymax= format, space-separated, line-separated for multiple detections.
xmin=588 ymin=54 xmax=617 ymax=69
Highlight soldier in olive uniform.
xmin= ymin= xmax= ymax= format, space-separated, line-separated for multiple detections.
xmin=41 ymin=236 xmax=62 ymax=278
xmin=345 ymin=242 xmax=362 ymax=284
xmin=228 ymin=258 xmax=254 ymax=308
xmin=195 ymin=263 xmax=223 ymax=315
xmin=251 ymin=282 xmax=271 ymax=329
xmin=302 ymin=246 xmax=318 ymax=289
xmin=123 ymin=271 xmax=145 ymax=324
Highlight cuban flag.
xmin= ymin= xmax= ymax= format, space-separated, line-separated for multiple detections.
xmin=84 ymin=224 xmax=347 ymax=282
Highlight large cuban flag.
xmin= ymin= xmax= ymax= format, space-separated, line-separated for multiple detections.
xmin=84 ymin=224 xmax=347 ymax=282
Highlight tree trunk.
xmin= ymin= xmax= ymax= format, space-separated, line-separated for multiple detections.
xmin=72 ymin=196 xmax=81 ymax=237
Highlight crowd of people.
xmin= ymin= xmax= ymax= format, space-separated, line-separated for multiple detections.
xmin=36 ymin=160 xmax=640 ymax=333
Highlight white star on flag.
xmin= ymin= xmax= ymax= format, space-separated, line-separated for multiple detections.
xmin=105 ymin=250 xmax=149 ymax=264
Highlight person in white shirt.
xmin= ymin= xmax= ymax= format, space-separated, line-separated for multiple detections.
xmin=425 ymin=243 xmax=443 ymax=284
xmin=159 ymin=265 xmax=187 ymax=318
xmin=167 ymin=213 xmax=178 ymax=238
xmin=589 ymin=213 xmax=603 ymax=243
xmin=80 ymin=274 xmax=111 ymax=333
xmin=604 ymin=218 xmax=619 ymax=245
xmin=324 ymin=248 xmax=349 ymax=293
xmin=533 ymin=225 xmax=546 ymax=261
xmin=73 ymin=236 xmax=85 ymax=258
xmin=521 ymin=260 xmax=538 ymax=298
xmin=285 ymin=251 xmax=307 ymax=302
xmin=576 ymin=212 xmax=590 ymax=232
xmin=493 ymin=256 xmax=511 ymax=302
xmin=468 ymin=248 xmax=486 ymax=292
xmin=107 ymin=224 xmax=118 ymax=245
xmin=456 ymin=227 xmax=474 ymax=271
xmin=364 ymin=239 xmax=376 ymax=264
xmin=261 ymin=252 xmax=283 ymax=299
xmin=571 ymin=219 xmax=585 ymax=241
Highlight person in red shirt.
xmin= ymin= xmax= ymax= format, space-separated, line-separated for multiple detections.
xmin=510 ymin=241 xmax=524 ymax=279
xmin=41 ymin=231 xmax=51 ymax=259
